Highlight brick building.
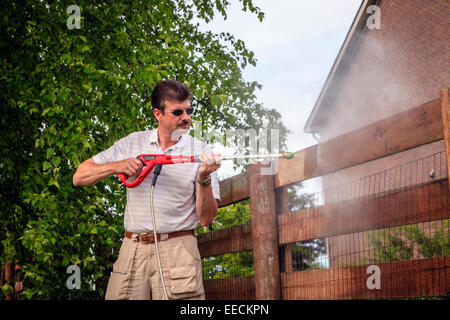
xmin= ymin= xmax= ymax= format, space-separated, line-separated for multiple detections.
xmin=303 ymin=0 xmax=450 ymax=267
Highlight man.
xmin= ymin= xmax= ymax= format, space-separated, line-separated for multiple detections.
xmin=73 ymin=79 xmax=221 ymax=300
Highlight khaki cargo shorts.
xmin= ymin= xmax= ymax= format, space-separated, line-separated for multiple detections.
xmin=105 ymin=233 xmax=205 ymax=300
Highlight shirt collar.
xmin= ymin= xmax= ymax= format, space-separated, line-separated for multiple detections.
xmin=149 ymin=129 xmax=158 ymax=145
xmin=148 ymin=129 xmax=187 ymax=150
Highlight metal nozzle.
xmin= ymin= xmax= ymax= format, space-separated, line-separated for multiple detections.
xmin=281 ymin=152 xmax=294 ymax=159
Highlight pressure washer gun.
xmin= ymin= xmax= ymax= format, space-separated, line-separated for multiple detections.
xmin=117 ymin=154 xmax=201 ymax=188
xmin=117 ymin=152 xmax=295 ymax=188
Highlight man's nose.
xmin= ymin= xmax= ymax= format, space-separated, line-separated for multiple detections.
xmin=181 ymin=110 xmax=191 ymax=121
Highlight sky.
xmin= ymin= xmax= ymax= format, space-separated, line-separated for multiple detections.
xmin=197 ymin=0 xmax=363 ymax=180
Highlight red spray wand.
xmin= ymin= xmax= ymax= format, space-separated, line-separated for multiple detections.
xmin=117 ymin=152 xmax=294 ymax=188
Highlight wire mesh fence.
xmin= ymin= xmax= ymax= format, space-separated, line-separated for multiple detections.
xmin=198 ymin=200 xmax=255 ymax=299
xmin=282 ymin=151 xmax=448 ymax=267
xmin=279 ymin=151 xmax=450 ymax=299
xmin=202 ymin=251 xmax=254 ymax=280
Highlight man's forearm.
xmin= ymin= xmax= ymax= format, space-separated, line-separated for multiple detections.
xmin=73 ymin=158 xmax=117 ymax=187
xmin=196 ymin=182 xmax=218 ymax=227
xmin=195 ymin=154 xmax=221 ymax=226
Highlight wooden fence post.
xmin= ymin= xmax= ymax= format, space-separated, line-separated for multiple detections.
xmin=276 ymin=186 xmax=292 ymax=273
xmin=4 ymin=261 xmax=15 ymax=300
xmin=249 ymin=163 xmax=281 ymax=300
xmin=441 ymin=87 xmax=450 ymax=189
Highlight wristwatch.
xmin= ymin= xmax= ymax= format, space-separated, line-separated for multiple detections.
xmin=197 ymin=175 xmax=211 ymax=186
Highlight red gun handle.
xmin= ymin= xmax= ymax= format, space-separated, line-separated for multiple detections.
xmin=117 ymin=157 xmax=155 ymax=188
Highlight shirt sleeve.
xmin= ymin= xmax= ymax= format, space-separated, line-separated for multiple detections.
xmin=92 ymin=135 xmax=132 ymax=164
xmin=211 ymin=170 xmax=221 ymax=201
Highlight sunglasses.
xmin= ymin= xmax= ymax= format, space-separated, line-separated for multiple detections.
xmin=162 ymin=107 xmax=194 ymax=116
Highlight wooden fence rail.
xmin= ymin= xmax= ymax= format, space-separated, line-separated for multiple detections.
xmin=198 ymin=222 xmax=252 ymax=258
xmin=278 ymin=179 xmax=450 ymax=244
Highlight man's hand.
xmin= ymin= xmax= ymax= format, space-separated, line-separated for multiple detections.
xmin=113 ymin=158 xmax=144 ymax=178
xmin=197 ymin=153 xmax=221 ymax=180
xmin=73 ymin=157 xmax=143 ymax=187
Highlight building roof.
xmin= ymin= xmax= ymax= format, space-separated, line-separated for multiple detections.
xmin=303 ymin=0 xmax=378 ymax=134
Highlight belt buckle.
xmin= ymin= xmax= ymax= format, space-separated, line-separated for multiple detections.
xmin=136 ymin=232 xmax=148 ymax=242
xmin=141 ymin=233 xmax=151 ymax=242
xmin=160 ymin=233 xmax=169 ymax=241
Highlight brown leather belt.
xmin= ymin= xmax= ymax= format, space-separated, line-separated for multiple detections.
xmin=125 ymin=229 xmax=194 ymax=243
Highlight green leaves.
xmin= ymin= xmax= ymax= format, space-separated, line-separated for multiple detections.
xmin=1 ymin=0 xmax=287 ymax=300
xmin=365 ymin=220 xmax=450 ymax=265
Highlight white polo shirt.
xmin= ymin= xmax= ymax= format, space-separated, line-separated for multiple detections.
xmin=93 ymin=129 xmax=220 ymax=233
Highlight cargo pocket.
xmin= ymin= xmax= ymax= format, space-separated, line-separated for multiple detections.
xmin=181 ymin=235 xmax=201 ymax=262
xmin=105 ymin=238 xmax=137 ymax=300
xmin=167 ymin=264 xmax=204 ymax=300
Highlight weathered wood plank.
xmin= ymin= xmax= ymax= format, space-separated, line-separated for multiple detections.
xmin=197 ymin=222 xmax=252 ymax=258
xmin=441 ymin=88 xmax=450 ymax=190
xmin=275 ymin=146 xmax=317 ymax=188
xmin=281 ymin=256 xmax=450 ymax=299
xmin=275 ymin=98 xmax=443 ymax=188
xmin=203 ymin=276 xmax=255 ymax=300
xmin=218 ymin=171 xmax=249 ymax=208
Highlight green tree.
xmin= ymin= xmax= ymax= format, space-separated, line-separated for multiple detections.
xmin=291 ymin=239 xmax=327 ymax=271
xmin=288 ymin=183 xmax=317 ymax=211
xmin=366 ymin=220 xmax=450 ymax=264
xmin=0 ymin=0 xmax=288 ymax=299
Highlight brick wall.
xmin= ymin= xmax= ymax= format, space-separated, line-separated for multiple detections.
xmin=319 ymin=0 xmax=450 ymax=140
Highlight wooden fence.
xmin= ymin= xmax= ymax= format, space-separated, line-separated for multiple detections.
xmin=198 ymin=88 xmax=450 ymax=299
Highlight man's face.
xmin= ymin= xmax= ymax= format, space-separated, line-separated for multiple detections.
xmin=153 ymin=99 xmax=192 ymax=139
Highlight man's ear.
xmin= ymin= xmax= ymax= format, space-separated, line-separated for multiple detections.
xmin=153 ymin=108 xmax=162 ymax=121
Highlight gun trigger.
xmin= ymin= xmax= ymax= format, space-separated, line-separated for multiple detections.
xmin=136 ymin=155 xmax=146 ymax=166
